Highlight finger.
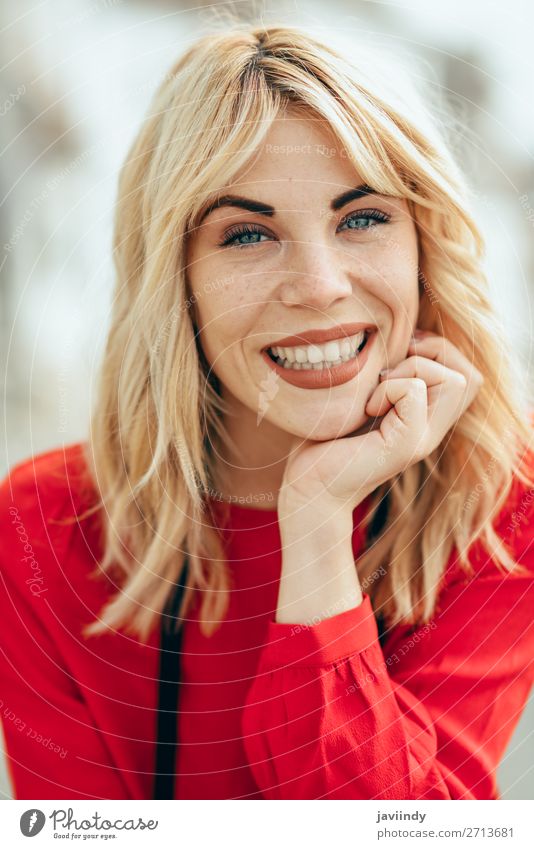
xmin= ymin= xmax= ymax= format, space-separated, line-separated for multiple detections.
xmin=379 ymin=355 xmax=451 ymax=388
xmin=379 ymin=354 xmax=472 ymax=406
xmin=377 ymin=353 xmax=471 ymax=433
xmin=365 ymin=376 xmax=428 ymax=460
xmin=408 ymin=335 xmax=484 ymax=388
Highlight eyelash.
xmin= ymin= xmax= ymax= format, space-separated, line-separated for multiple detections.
xmin=216 ymin=208 xmax=391 ymax=249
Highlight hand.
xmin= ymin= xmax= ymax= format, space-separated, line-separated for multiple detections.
xmin=278 ymin=329 xmax=484 ymax=521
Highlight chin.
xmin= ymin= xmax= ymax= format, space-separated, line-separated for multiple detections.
xmin=297 ymin=411 xmax=372 ymax=442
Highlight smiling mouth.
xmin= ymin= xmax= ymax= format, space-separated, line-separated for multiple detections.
xmin=265 ymin=329 xmax=369 ymax=370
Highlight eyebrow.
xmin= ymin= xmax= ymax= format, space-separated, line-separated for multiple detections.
xmin=197 ymin=183 xmax=378 ymax=225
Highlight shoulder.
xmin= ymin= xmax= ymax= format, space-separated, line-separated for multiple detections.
xmin=493 ymin=441 xmax=534 ymax=546
xmin=0 ymin=442 xmax=102 ymax=593
xmin=0 ymin=441 xmax=97 ymax=520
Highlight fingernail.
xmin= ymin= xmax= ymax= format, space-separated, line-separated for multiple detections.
xmin=379 ymin=369 xmax=391 ymax=379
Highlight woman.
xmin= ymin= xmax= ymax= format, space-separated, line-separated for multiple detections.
xmin=1 ymin=22 xmax=533 ymax=801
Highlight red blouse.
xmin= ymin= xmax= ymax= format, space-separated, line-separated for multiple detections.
xmin=0 ymin=441 xmax=533 ymax=800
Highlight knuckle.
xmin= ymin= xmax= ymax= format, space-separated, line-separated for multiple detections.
xmin=452 ymin=371 xmax=468 ymax=389
xmin=398 ymin=399 xmax=410 ymax=418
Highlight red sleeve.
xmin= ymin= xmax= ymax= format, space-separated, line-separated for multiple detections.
xmin=241 ymin=481 xmax=534 ymax=800
xmin=0 ymin=451 xmax=130 ymax=800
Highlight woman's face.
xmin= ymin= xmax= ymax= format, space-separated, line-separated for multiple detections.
xmin=186 ymin=109 xmax=420 ymax=444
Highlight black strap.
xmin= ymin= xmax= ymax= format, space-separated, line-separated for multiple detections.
xmin=153 ymin=559 xmax=189 ymax=799
xmin=365 ymin=491 xmax=390 ymax=648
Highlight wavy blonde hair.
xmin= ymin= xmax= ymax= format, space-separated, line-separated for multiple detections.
xmin=79 ymin=20 xmax=534 ymax=644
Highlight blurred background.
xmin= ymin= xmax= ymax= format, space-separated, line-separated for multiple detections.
xmin=1 ymin=0 xmax=533 ymax=799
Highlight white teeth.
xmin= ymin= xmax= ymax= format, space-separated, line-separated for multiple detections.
xmin=284 ymin=347 xmax=296 ymax=363
xmin=268 ymin=331 xmax=367 ymax=370
xmin=307 ymin=345 xmax=324 ymax=364
xmin=323 ymin=341 xmax=341 ymax=361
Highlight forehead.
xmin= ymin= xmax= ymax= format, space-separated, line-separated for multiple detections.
xmin=227 ymin=110 xmax=366 ymax=191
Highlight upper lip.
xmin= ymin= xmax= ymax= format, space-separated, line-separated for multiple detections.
xmin=264 ymin=322 xmax=376 ymax=350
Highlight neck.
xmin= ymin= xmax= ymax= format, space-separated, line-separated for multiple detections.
xmin=211 ymin=392 xmax=296 ymax=509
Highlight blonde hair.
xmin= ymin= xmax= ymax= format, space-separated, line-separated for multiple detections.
xmin=79 ymin=20 xmax=534 ymax=644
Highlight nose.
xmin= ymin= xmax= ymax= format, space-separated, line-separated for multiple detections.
xmin=277 ymin=240 xmax=353 ymax=310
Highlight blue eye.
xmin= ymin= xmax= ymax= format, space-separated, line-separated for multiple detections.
xmin=217 ymin=208 xmax=391 ymax=249
xmin=339 ymin=209 xmax=391 ymax=230
xmin=217 ymin=224 xmax=272 ymax=249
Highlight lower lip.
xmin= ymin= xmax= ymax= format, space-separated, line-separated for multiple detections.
xmin=261 ymin=330 xmax=377 ymax=389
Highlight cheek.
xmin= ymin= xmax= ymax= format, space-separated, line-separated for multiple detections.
xmin=374 ymin=248 xmax=419 ymax=315
xmin=195 ymin=289 xmax=258 ymax=368
xmin=369 ymin=249 xmax=419 ymax=358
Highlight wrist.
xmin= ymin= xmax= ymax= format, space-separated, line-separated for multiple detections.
xmin=273 ymin=486 xmax=369 ymax=626
xmin=277 ymin=493 xmax=356 ymax=532
xmin=279 ymin=507 xmax=354 ymax=554
xmin=276 ymin=510 xmax=363 ymax=625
